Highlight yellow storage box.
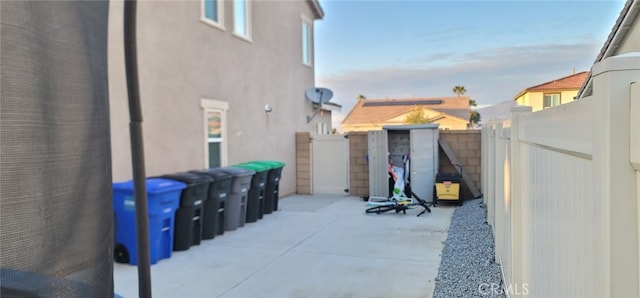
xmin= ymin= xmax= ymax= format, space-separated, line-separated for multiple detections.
xmin=435 ymin=172 xmax=462 ymax=205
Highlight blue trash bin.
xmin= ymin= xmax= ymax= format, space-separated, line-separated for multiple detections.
xmin=113 ymin=178 xmax=186 ymax=265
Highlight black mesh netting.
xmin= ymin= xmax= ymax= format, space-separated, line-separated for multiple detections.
xmin=1 ymin=1 xmax=113 ymax=297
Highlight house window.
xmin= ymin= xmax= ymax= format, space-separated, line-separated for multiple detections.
xmin=207 ymin=111 xmax=223 ymax=167
xmin=233 ymin=0 xmax=251 ymax=40
xmin=202 ymin=0 xmax=224 ymax=29
xmin=201 ymin=99 xmax=229 ymax=168
xmin=543 ymin=93 xmax=560 ymax=109
xmin=302 ymin=19 xmax=312 ymax=66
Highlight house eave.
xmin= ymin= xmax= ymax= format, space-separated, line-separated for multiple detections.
xmin=577 ymin=0 xmax=639 ymax=99
xmin=308 ymin=0 xmax=324 ymax=20
xmin=320 ymin=102 xmax=341 ymax=112
xmin=513 ymin=90 xmax=527 ymax=101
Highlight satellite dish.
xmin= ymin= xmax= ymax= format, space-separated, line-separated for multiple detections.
xmin=305 ymin=87 xmax=334 ymax=123
xmin=305 ymin=87 xmax=333 ymax=104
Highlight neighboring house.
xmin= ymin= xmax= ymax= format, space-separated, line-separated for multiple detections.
xmin=341 ymin=97 xmax=471 ymax=132
xmin=578 ymin=0 xmax=640 ymax=98
xmin=108 ymin=0 xmax=334 ymax=196
xmin=513 ymin=71 xmax=588 ymax=111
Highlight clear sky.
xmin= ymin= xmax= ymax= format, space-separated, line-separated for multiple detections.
xmin=313 ymin=0 xmax=627 ymax=124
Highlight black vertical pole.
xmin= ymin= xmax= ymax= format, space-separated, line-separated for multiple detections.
xmin=123 ymin=1 xmax=152 ymax=297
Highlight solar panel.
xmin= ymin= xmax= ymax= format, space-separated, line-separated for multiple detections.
xmin=363 ymin=99 xmax=443 ymax=107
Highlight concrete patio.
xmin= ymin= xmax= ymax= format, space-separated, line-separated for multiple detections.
xmin=114 ymin=194 xmax=455 ymax=297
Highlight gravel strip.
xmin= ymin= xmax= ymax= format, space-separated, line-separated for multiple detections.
xmin=433 ymin=199 xmax=505 ymax=298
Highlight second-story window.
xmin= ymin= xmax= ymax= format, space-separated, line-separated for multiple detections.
xmin=302 ymin=19 xmax=312 ymax=66
xmin=543 ymin=93 xmax=560 ymax=109
xmin=233 ymin=0 xmax=251 ymax=40
xmin=202 ymin=0 xmax=224 ymax=29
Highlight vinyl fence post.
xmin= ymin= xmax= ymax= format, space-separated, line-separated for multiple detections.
xmin=509 ymin=106 xmax=531 ymax=296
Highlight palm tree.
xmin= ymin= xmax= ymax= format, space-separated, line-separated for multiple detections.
xmin=452 ymin=86 xmax=466 ymax=97
xmin=358 ymin=94 xmax=366 ymax=100
xmin=470 ymin=111 xmax=481 ymax=125
xmin=468 ymin=98 xmax=480 ymax=126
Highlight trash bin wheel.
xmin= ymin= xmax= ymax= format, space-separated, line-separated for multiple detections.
xmin=114 ymin=243 xmax=130 ymax=264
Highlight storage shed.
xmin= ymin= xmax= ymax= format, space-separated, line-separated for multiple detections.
xmin=368 ymin=124 xmax=439 ymax=203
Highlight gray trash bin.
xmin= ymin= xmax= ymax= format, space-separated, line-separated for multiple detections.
xmin=221 ymin=167 xmax=254 ymax=231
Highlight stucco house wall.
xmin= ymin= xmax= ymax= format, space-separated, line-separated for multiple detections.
xmin=108 ymin=0 xmax=326 ymax=196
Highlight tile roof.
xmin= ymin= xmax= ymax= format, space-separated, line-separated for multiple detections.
xmin=341 ymin=97 xmax=471 ymax=125
xmin=513 ymin=71 xmax=588 ymax=100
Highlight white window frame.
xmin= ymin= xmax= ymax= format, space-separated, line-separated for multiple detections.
xmin=543 ymin=93 xmax=560 ymax=109
xmin=301 ymin=15 xmax=313 ymax=67
xmin=201 ymin=0 xmax=225 ymax=31
xmin=201 ymin=99 xmax=229 ymax=168
xmin=232 ymin=0 xmax=252 ymax=42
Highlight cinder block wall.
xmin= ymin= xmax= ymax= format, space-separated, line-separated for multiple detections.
xmin=347 ymin=132 xmax=369 ymax=197
xmin=296 ymin=132 xmax=311 ymax=194
xmin=438 ymin=130 xmax=482 ymax=199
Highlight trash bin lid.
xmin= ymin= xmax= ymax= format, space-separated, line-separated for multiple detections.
xmin=190 ymin=169 xmax=234 ymax=182
xmin=221 ymin=166 xmax=255 ymax=177
xmin=247 ymin=161 xmax=273 ymax=170
xmin=252 ymin=160 xmax=285 ymax=169
xmin=234 ymin=162 xmax=270 ymax=173
xmin=161 ymin=172 xmax=213 ymax=186
xmin=189 ymin=170 xmax=217 ymax=182
xmin=204 ymin=168 xmax=233 ymax=179
xmin=113 ymin=178 xmax=187 ymax=195
xmin=146 ymin=178 xmax=188 ymax=194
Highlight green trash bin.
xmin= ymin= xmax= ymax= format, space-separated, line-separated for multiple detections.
xmin=251 ymin=160 xmax=285 ymax=213
xmin=233 ymin=162 xmax=270 ymax=223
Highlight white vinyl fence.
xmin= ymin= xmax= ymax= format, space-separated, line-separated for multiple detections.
xmin=482 ymin=53 xmax=640 ymax=297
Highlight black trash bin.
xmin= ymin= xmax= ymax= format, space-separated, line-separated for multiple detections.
xmin=161 ymin=172 xmax=212 ymax=251
xmin=221 ymin=167 xmax=254 ymax=231
xmin=190 ymin=168 xmax=233 ymax=239
xmin=253 ymin=160 xmax=285 ymax=213
xmin=233 ymin=163 xmax=270 ymax=223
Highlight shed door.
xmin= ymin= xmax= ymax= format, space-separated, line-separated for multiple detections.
xmin=410 ymin=128 xmax=438 ymax=203
xmin=311 ymin=135 xmax=349 ymax=194
xmin=368 ymin=130 xmax=389 ymax=198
